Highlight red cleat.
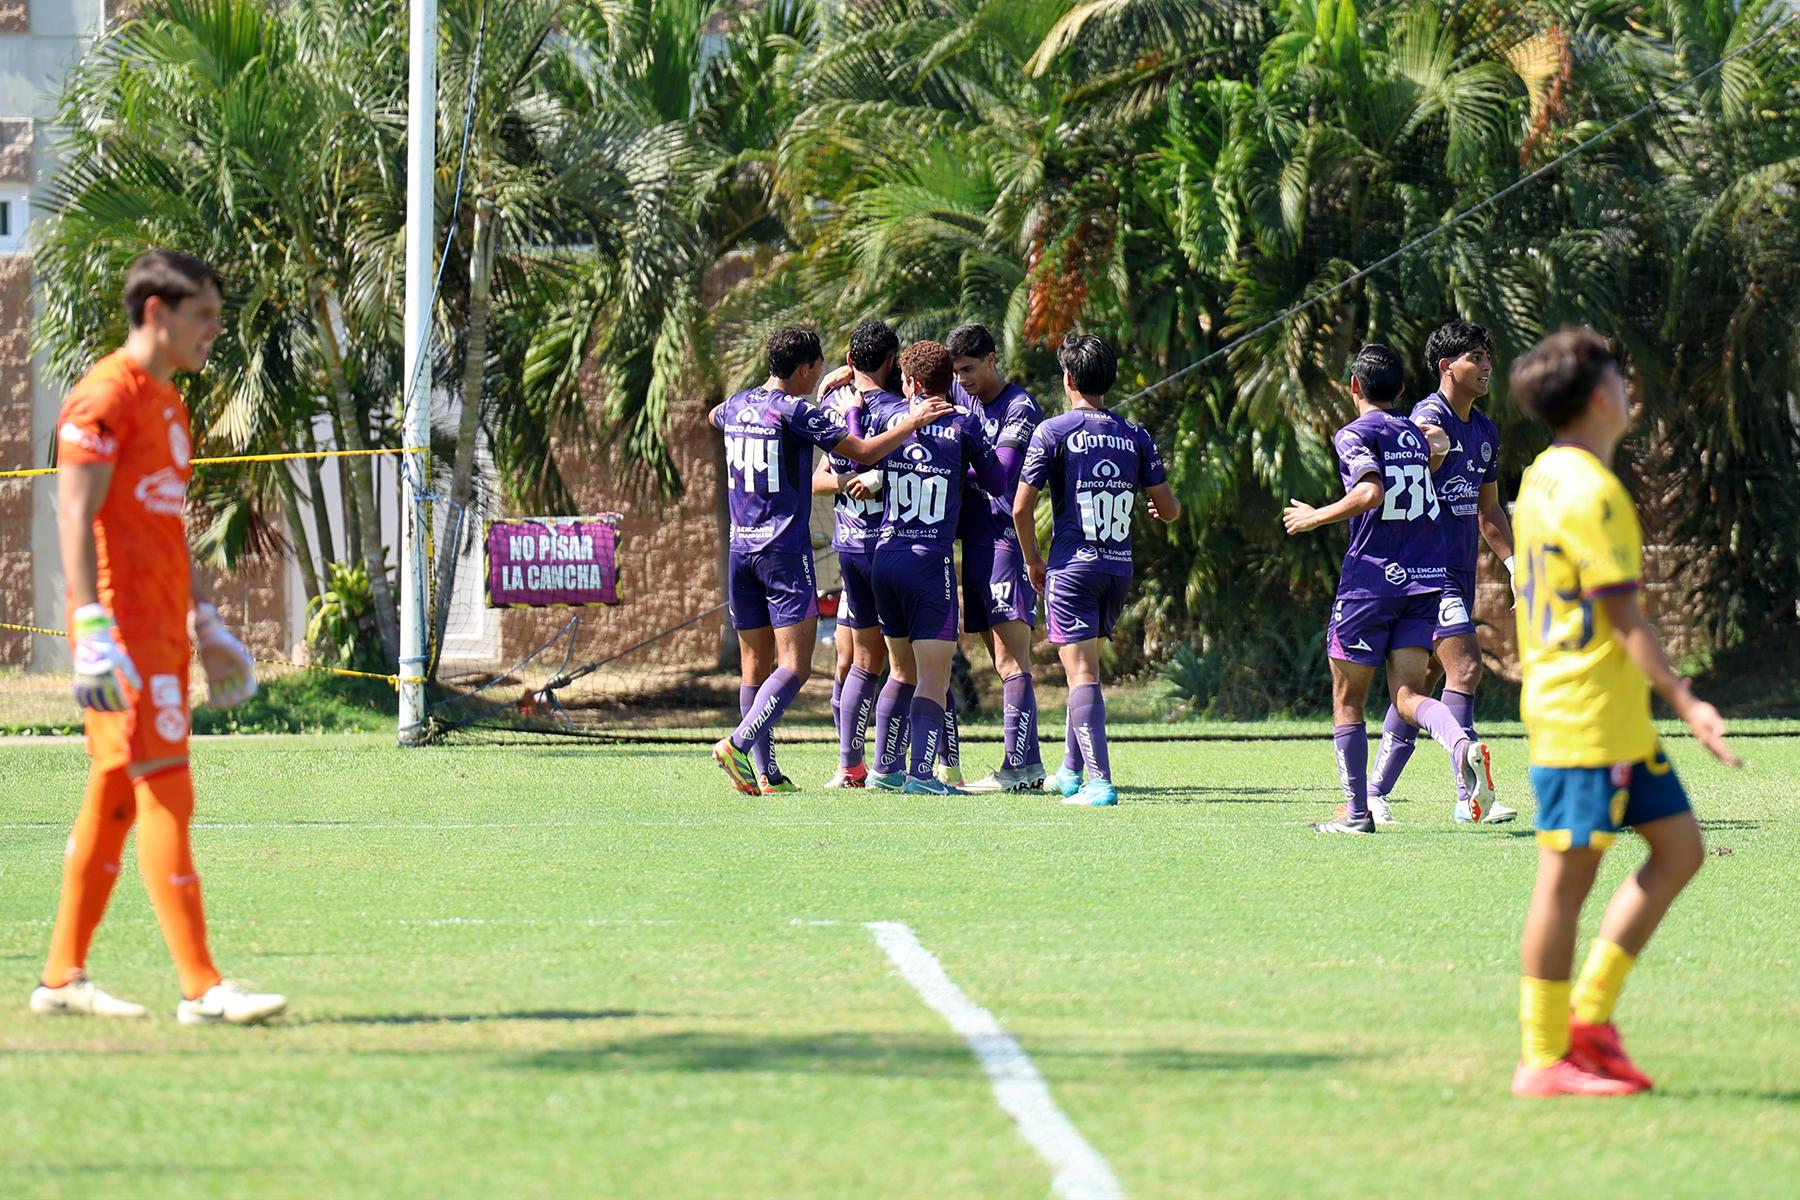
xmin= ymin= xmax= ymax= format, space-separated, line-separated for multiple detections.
xmin=1570 ymin=1020 xmax=1654 ymax=1091
xmin=824 ymin=763 xmax=868 ymax=789
xmin=1512 ymin=1057 xmax=1645 ymax=1097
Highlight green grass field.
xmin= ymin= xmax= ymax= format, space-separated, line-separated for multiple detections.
xmin=1 ymin=730 xmax=1796 ymax=1198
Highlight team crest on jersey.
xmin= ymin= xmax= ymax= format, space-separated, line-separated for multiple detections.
xmin=1481 ymin=441 xmax=1493 ymax=462
xmin=169 ymin=422 xmax=190 ymax=469
xmin=1383 ymin=562 xmax=1408 ymax=586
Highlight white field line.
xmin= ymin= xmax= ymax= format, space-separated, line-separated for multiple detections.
xmin=0 ymin=819 xmax=1078 ymax=832
xmin=864 ymin=920 xmax=1123 ymax=1200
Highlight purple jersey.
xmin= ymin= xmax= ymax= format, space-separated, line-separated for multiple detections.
xmin=1332 ymin=410 xmax=1448 ymax=598
xmin=867 ymin=391 xmax=1000 ymax=553
xmin=1020 ymin=409 xmax=1167 ymax=575
xmin=821 ymin=385 xmax=886 ymax=553
xmin=712 ymin=385 xmax=847 ymax=554
xmin=957 ymin=382 xmax=1043 ymax=542
xmin=1409 ymin=391 xmax=1500 ymax=573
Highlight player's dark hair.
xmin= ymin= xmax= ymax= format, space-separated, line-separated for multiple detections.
xmin=1424 ymin=320 xmax=1493 ymax=379
xmin=1351 ymin=343 xmax=1405 ymax=406
xmin=765 ymin=326 xmax=823 ymax=378
xmin=123 ymin=250 xmax=221 ymax=328
xmin=848 ymin=319 xmax=899 ymax=374
xmin=1510 ymin=329 xmax=1619 ymax=430
xmin=945 ymin=322 xmax=996 ymax=361
xmin=1057 ymin=332 xmax=1116 ymax=396
xmin=898 ymin=340 xmax=954 ymax=397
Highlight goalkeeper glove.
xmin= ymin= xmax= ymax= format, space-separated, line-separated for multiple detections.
xmin=72 ymin=604 xmax=141 ymax=713
xmin=191 ymin=602 xmax=259 ymax=708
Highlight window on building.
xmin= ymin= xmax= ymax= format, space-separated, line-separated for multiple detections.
xmin=0 ymin=188 xmax=25 ymax=252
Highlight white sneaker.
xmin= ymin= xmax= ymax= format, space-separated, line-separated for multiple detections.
xmin=1369 ymin=794 xmax=1396 ymax=825
xmin=29 ymin=976 xmax=148 ymax=1019
xmin=177 ymin=979 xmax=287 ymax=1026
xmin=1456 ymin=741 xmax=1496 ymax=823
xmin=1456 ymin=796 xmax=1519 ymax=824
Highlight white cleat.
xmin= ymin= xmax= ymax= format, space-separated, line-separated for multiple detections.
xmin=29 ymin=976 xmax=149 ymax=1019
xmin=1456 ymin=797 xmax=1518 ymax=824
xmin=963 ymin=764 xmax=1049 ymax=793
xmin=177 ymin=979 xmax=287 ymax=1026
xmin=1369 ymin=794 xmax=1396 ymax=825
xmin=1456 ymin=740 xmax=1496 ymax=823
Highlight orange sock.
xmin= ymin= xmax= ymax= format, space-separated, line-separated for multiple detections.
xmin=133 ymin=765 xmax=222 ymax=999
xmin=42 ymin=766 xmax=138 ymax=987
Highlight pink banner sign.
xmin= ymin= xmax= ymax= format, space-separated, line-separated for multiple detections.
xmin=485 ymin=516 xmax=620 ymax=608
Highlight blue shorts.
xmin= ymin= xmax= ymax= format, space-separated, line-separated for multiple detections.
xmin=1045 ymin=564 xmax=1129 ymax=644
xmin=837 ymin=550 xmax=880 ymax=630
xmin=872 ymin=542 xmax=958 ymax=642
xmin=1433 ymin=569 xmax=1477 ymax=641
xmin=1530 ymin=744 xmax=1691 ymax=851
xmin=728 ymin=549 xmax=818 ymax=631
xmin=1328 ymin=592 xmax=1438 ymax=666
xmin=962 ymin=532 xmax=1038 ymax=633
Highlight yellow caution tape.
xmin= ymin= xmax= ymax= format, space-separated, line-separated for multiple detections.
xmin=0 ymin=446 xmax=429 ymax=480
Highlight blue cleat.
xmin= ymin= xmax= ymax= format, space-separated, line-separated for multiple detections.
xmin=1065 ymin=779 xmax=1118 ymax=807
xmin=902 ymin=776 xmax=966 ymax=796
xmin=868 ymin=770 xmax=907 ymax=791
xmin=1043 ymin=766 xmax=1084 ymax=798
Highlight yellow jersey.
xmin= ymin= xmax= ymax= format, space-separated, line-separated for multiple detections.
xmin=1513 ymin=444 xmax=1657 ymax=767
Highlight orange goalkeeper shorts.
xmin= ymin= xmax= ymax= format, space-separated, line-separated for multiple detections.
xmin=82 ymin=636 xmax=191 ymax=771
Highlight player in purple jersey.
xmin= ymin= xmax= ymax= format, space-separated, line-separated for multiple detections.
xmin=864 ymin=341 xmax=1009 ymax=795
xmin=1014 ymin=333 xmax=1180 ymax=808
xmin=811 ymin=320 xmax=903 ymax=788
xmin=710 ymin=327 xmax=951 ymax=797
xmin=1367 ymin=320 xmax=1519 ymax=824
xmin=944 ymin=323 xmax=1047 ymax=793
xmin=1282 ymin=344 xmax=1497 ymax=834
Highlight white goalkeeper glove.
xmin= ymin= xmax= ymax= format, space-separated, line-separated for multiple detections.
xmin=72 ymin=604 xmax=141 ymax=713
xmin=191 ymin=602 xmax=258 ymax=708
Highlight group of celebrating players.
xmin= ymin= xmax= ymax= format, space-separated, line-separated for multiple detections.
xmin=709 ymin=320 xmax=1176 ymax=809
xmin=32 ymin=248 xmax=1745 ymax=1098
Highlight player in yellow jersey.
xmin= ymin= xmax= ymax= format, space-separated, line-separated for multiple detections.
xmin=1508 ymin=330 xmax=1740 ymax=1097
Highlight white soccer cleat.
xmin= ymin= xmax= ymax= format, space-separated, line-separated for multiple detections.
xmin=1369 ymin=793 xmax=1396 ymax=825
xmin=1457 ymin=796 xmax=1518 ymax=824
xmin=29 ymin=976 xmax=149 ymax=1019
xmin=177 ymin=979 xmax=287 ymax=1026
xmin=1456 ymin=740 xmax=1496 ymax=823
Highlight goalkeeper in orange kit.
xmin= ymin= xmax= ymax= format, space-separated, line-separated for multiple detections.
xmin=29 ymin=250 xmax=286 ymax=1025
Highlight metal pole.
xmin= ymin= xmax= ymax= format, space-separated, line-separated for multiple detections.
xmin=398 ymin=0 xmax=436 ymax=745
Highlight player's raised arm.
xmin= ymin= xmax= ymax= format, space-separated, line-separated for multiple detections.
xmin=832 ymin=393 xmax=953 ymax=466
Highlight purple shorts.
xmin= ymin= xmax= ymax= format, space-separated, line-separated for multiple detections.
xmin=728 ymin=549 xmax=818 ymax=631
xmin=1328 ymin=591 xmax=1439 ymax=665
xmin=1433 ymin=569 xmax=1477 ymax=641
xmin=837 ymin=550 xmax=880 ymax=630
xmin=1045 ymin=564 xmax=1130 ymax=644
xmin=872 ymin=542 xmax=959 ymax=642
xmin=962 ymin=533 xmax=1039 ymax=633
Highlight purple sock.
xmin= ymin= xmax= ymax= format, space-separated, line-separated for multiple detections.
xmin=738 ymin=685 xmax=773 ymax=778
xmin=907 ymin=696 xmax=946 ymax=782
xmin=872 ymin=679 xmax=915 ymax=776
xmin=1414 ymin=697 xmax=1472 ymax=804
xmin=942 ymin=690 xmax=960 ymax=767
xmin=733 ymin=669 xmax=801 ymax=773
xmin=1069 ymin=683 xmax=1111 ymax=782
xmin=1062 ymin=700 xmax=1083 ymax=774
xmin=1002 ymin=673 xmax=1038 ymax=770
xmin=1334 ymin=722 xmax=1370 ymax=821
xmin=1442 ymin=688 xmax=1477 ymax=739
xmin=1368 ymin=705 xmax=1418 ymax=798
xmin=839 ymin=666 xmax=880 ymax=769
xmin=831 ymin=675 xmax=843 ymax=742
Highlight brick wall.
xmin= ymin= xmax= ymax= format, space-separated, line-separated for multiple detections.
xmin=0 ymin=115 xmax=33 ymax=664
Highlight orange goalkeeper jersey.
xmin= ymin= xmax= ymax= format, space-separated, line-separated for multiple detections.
xmin=57 ymin=350 xmax=193 ymax=645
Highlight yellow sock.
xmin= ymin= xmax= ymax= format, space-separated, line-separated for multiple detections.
xmin=1571 ymin=939 xmax=1636 ymax=1026
xmin=1520 ymin=977 xmax=1571 ymax=1068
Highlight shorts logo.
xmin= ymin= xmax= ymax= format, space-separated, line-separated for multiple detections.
xmin=150 ymin=674 xmax=183 ymax=708
xmin=1438 ymin=593 xmax=1469 ymax=628
xmin=1092 ymin=459 xmax=1121 ymax=480
xmin=1609 ymin=762 xmax=1633 ymax=789
xmin=169 ymin=422 xmax=191 ymax=469
xmin=1074 ymin=546 xmax=1099 ymax=562
xmin=1347 ymin=637 xmax=1374 ymax=653
xmin=1382 ymin=562 xmax=1408 ymax=586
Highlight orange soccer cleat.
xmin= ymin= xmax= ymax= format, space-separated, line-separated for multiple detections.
xmin=1569 ymin=1020 xmax=1655 ymax=1091
xmin=1512 ymin=1056 xmax=1646 ymax=1098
